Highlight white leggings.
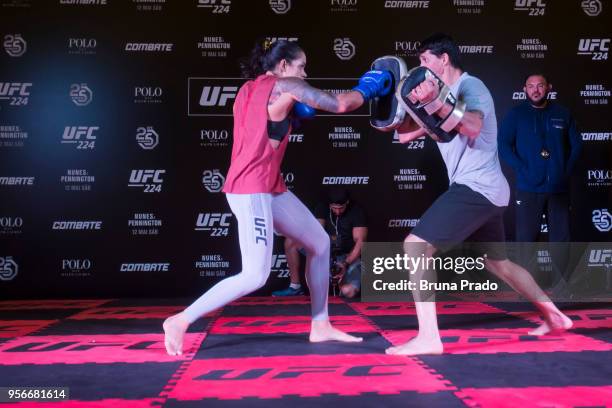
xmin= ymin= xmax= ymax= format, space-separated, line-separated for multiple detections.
xmin=183 ymin=191 xmax=330 ymax=323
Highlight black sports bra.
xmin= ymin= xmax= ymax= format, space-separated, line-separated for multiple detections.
xmin=267 ymin=117 xmax=291 ymax=141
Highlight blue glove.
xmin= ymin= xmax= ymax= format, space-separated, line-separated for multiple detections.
xmin=353 ymin=70 xmax=393 ymax=102
xmin=292 ymin=101 xmax=316 ymax=119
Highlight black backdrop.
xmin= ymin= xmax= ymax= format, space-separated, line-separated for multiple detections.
xmin=1 ymin=0 xmax=610 ymax=298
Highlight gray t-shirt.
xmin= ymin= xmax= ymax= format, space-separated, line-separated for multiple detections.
xmin=436 ymin=72 xmax=510 ymax=207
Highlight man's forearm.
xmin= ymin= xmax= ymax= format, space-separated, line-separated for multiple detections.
xmin=436 ymin=102 xmax=482 ymax=139
xmin=345 ymin=242 xmax=363 ymax=264
xmin=397 ymin=116 xmax=427 ymax=143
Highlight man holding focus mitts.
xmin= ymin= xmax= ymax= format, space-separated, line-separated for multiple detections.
xmin=368 ymin=33 xmax=572 ymax=356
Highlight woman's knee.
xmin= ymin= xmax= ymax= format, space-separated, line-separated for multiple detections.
xmin=246 ymin=274 xmax=269 ymax=292
xmin=238 ymin=266 xmax=271 ymax=291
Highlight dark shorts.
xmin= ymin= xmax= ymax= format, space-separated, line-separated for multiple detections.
xmin=411 ymin=183 xmax=508 ymax=260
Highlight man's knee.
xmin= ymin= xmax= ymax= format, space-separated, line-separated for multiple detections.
xmin=340 ymin=284 xmax=359 ymax=298
xmin=404 ymin=234 xmax=435 ymax=257
xmin=303 ymin=232 xmax=330 ymax=258
xmin=284 ymin=237 xmax=299 ymax=251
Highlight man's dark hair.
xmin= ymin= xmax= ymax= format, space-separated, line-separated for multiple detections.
xmin=418 ymin=33 xmax=464 ymax=70
xmin=328 ymin=188 xmax=349 ymax=205
xmin=523 ymin=73 xmax=549 ymax=85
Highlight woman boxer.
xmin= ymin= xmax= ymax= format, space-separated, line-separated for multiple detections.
xmin=163 ymin=39 xmax=391 ymax=355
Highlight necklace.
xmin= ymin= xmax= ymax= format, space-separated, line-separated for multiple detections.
xmin=329 ymin=209 xmax=339 ymax=239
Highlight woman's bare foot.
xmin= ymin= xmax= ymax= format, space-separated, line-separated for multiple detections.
xmin=528 ymin=311 xmax=573 ymax=336
xmin=309 ymin=320 xmax=363 ymax=343
xmin=163 ymin=313 xmax=190 ymax=356
xmin=385 ymin=336 xmax=443 ymax=356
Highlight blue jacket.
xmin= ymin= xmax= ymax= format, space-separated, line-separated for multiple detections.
xmin=499 ymin=101 xmax=582 ymax=193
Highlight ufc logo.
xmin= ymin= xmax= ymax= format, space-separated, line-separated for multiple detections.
xmin=4 ymin=341 xmax=156 ymax=352
xmin=196 ymin=213 xmax=232 ymax=228
xmin=579 ymin=38 xmax=611 ymax=52
xmin=62 ymin=126 xmax=98 ymax=140
xmin=271 ymin=254 xmax=288 ymax=269
xmin=254 ymin=217 xmax=267 ymax=245
xmin=443 ymin=334 xmax=514 ymax=343
xmin=199 ymin=86 xmax=238 ymax=107
xmin=219 ymin=318 xmax=307 ymax=327
xmin=195 ymin=364 xmax=403 ymax=381
xmin=331 ymin=0 xmax=357 ymax=5
xmin=135 ymin=87 xmax=162 ymax=97
xmin=69 ymin=38 xmax=96 ymax=48
xmin=515 ymin=0 xmax=545 ymax=6
xmin=129 ymin=170 xmax=165 ymax=184
xmin=62 ymin=259 xmax=92 ymax=270
xmin=589 ymin=249 xmax=612 ymax=264
xmin=0 ymin=83 xmax=31 ymax=97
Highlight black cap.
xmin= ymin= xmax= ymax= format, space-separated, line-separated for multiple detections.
xmin=328 ymin=188 xmax=349 ymax=205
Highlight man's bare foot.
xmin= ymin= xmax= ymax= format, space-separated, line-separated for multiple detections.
xmin=309 ymin=320 xmax=363 ymax=343
xmin=163 ymin=313 xmax=190 ymax=356
xmin=528 ymin=311 xmax=573 ymax=336
xmin=385 ymin=336 xmax=443 ymax=356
